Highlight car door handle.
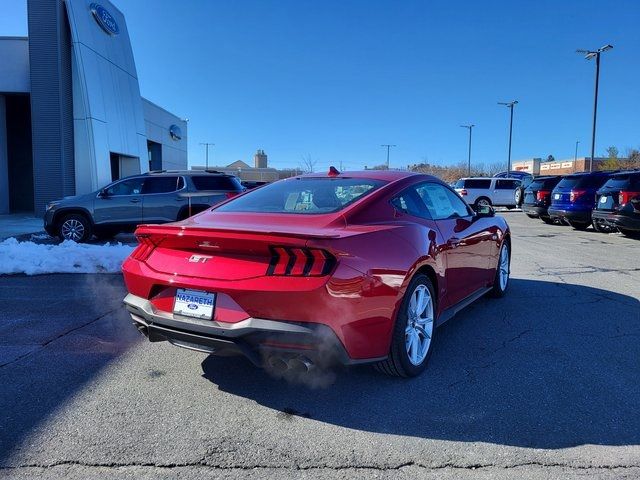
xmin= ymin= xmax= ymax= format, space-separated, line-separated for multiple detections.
xmin=175 ymin=198 xmax=187 ymax=202
xmin=130 ymin=198 xmax=140 ymax=203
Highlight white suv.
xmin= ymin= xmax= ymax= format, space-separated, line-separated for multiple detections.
xmin=454 ymin=177 xmax=521 ymax=209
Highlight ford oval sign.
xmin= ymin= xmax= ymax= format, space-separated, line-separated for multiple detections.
xmin=90 ymin=3 xmax=119 ymax=35
xmin=169 ymin=124 xmax=182 ymax=141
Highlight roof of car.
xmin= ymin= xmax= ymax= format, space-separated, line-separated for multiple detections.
xmin=458 ymin=176 xmax=520 ymax=181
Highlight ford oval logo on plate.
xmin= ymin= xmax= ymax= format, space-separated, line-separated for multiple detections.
xmin=90 ymin=3 xmax=119 ymax=35
xmin=187 ymin=303 xmax=198 ymax=310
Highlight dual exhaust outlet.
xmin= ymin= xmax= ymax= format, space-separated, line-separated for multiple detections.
xmin=267 ymin=355 xmax=315 ymax=375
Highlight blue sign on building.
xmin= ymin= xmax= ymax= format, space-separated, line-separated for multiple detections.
xmin=90 ymin=3 xmax=119 ymax=35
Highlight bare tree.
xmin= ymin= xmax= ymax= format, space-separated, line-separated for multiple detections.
xmin=300 ymin=154 xmax=318 ymax=173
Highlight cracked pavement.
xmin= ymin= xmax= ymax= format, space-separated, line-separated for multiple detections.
xmin=1 ymin=213 xmax=639 ymax=479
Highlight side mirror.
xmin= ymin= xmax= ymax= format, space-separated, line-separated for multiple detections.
xmin=474 ymin=204 xmax=495 ymax=218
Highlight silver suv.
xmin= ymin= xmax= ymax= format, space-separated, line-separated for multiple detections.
xmin=454 ymin=177 xmax=522 ymax=209
xmin=44 ymin=171 xmax=244 ymax=242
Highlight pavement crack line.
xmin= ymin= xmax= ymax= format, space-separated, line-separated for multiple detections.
xmin=2 ymin=460 xmax=640 ymax=472
xmin=0 ymin=308 xmax=118 ymax=369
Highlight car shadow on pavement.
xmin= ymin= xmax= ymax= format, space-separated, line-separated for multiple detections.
xmin=202 ymin=278 xmax=640 ymax=449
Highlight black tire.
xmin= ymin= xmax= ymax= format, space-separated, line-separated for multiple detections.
xmin=58 ymin=213 xmax=92 ymax=243
xmin=506 ymin=205 xmax=516 ymax=210
xmin=540 ymin=216 xmax=555 ymax=224
xmin=619 ymin=228 xmax=640 ymax=239
xmin=474 ymin=197 xmax=492 ymax=209
xmin=375 ymin=274 xmax=436 ymax=378
xmin=592 ymin=220 xmax=615 ymax=234
xmin=567 ymin=220 xmax=590 ymax=231
xmin=489 ymin=241 xmax=510 ymax=298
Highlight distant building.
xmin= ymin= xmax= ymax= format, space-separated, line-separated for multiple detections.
xmin=254 ymin=149 xmax=267 ymax=168
xmin=512 ymin=157 xmax=625 ymax=176
xmin=192 ymin=149 xmax=282 ymax=182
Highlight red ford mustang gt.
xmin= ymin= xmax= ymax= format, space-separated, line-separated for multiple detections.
xmin=122 ymin=169 xmax=510 ymax=377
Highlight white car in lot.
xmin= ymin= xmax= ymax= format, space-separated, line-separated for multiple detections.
xmin=454 ymin=177 xmax=521 ymax=209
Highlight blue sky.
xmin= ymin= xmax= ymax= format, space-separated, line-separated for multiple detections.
xmin=2 ymin=0 xmax=639 ymax=171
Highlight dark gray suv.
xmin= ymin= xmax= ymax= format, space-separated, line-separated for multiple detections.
xmin=44 ymin=171 xmax=244 ymax=242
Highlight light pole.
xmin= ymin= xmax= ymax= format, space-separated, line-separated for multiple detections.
xmin=460 ymin=125 xmax=474 ymax=176
xmin=498 ymin=101 xmax=518 ymax=172
xmin=574 ymin=140 xmax=580 ymax=162
xmin=199 ymin=142 xmax=215 ymax=169
xmin=380 ymin=144 xmax=396 ymax=169
xmin=576 ymin=44 xmax=613 ymax=172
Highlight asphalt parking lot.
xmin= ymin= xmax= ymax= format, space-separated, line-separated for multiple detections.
xmin=1 ymin=212 xmax=639 ymax=479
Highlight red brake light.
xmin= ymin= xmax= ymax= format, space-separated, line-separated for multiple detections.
xmin=459 ymin=189 xmax=468 ymax=196
xmin=267 ymin=247 xmax=336 ymax=277
xmin=225 ymin=191 xmax=239 ymax=199
xmin=619 ymin=191 xmax=640 ymax=207
xmin=536 ymin=190 xmax=551 ymax=202
xmin=131 ymin=235 xmax=157 ymax=261
xmin=570 ymin=189 xmax=587 ymax=202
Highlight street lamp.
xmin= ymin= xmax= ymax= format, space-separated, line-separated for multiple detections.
xmin=576 ymin=44 xmax=613 ymax=172
xmin=574 ymin=140 xmax=580 ymax=162
xmin=460 ymin=124 xmax=475 ymax=176
xmin=380 ymin=144 xmax=396 ymax=169
xmin=498 ymin=101 xmax=518 ymax=172
xmin=199 ymin=142 xmax=215 ymax=169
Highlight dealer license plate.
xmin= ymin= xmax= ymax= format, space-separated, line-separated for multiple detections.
xmin=173 ymin=288 xmax=215 ymax=320
xmin=600 ymin=195 xmax=608 ymax=203
xmin=554 ymin=193 xmax=561 ymax=200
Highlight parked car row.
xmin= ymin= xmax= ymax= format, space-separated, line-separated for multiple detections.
xmin=44 ymin=170 xmax=245 ymax=242
xmin=521 ymin=170 xmax=640 ymax=238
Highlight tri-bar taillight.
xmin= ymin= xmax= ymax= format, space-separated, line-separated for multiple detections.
xmin=131 ymin=235 xmax=157 ymax=261
xmin=267 ymin=246 xmax=336 ymax=277
xmin=619 ymin=191 xmax=640 ymax=207
xmin=536 ymin=190 xmax=551 ymax=202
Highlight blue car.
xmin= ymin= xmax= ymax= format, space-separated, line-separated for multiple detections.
xmin=548 ymin=171 xmax=616 ymax=230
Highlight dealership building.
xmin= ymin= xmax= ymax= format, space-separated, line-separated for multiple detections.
xmin=0 ymin=0 xmax=188 ymax=215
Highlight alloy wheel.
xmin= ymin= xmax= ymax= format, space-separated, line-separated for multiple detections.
xmin=405 ymin=284 xmax=434 ymax=366
xmin=499 ymin=244 xmax=510 ymax=290
xmin=61 ymin=219 xmax=85 ymax=242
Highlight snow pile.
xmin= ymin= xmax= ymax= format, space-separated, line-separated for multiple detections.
xmin=0 ymin=238 xmax=135 ymax=275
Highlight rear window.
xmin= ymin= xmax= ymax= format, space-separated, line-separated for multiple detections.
xmin=529 ymin=177 xmax=560 ymax=190
xmin=216 ymin=177 xmax=386 ymax=214
xmin=604 ymin=174 xmax=639 ymax=189
xmin=462 ymin=179 xmax=491 ymax=189
xmin=191 ymin=175 xmax=242 ymax=191
xmin=556 ymin=175 xmax=584 ymax=189
xmin=575 ymin=175 xmax=610 ymax=189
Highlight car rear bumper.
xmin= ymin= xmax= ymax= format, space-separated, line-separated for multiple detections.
xmin=591 ymin=210 xmax=640 ymax=231
xmin=123 ymin=293 xmax=385 ymax=367
xmin=522 ymin=204 xmax=548 ymax=217
xmin=547 ymin=207 xmax=591 ymax=224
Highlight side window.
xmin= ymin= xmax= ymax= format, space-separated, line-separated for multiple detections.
xmin=142 ymin=176 xmax=180 ymax=194
xmin=495 ymin=179 xmax=519 ymax=190
xmin=391 ymin=189 xmax=429 ymax=218
xmin=465 ymin=179 xmax=492 ymax=189
xmin=416 ymin=183 xmax=470 ymax=220
xmin=106 ymin=178 xmax=145 ymax=196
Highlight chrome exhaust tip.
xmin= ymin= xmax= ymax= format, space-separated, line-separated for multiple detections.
xmin=267 ymin=356 xmax=289 ymax=373
xmin=288 ymin=356 xmax=314 ymax=374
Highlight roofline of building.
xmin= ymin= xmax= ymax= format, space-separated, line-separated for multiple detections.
xmin=141 ymin=97 xmax=186 ymax=122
